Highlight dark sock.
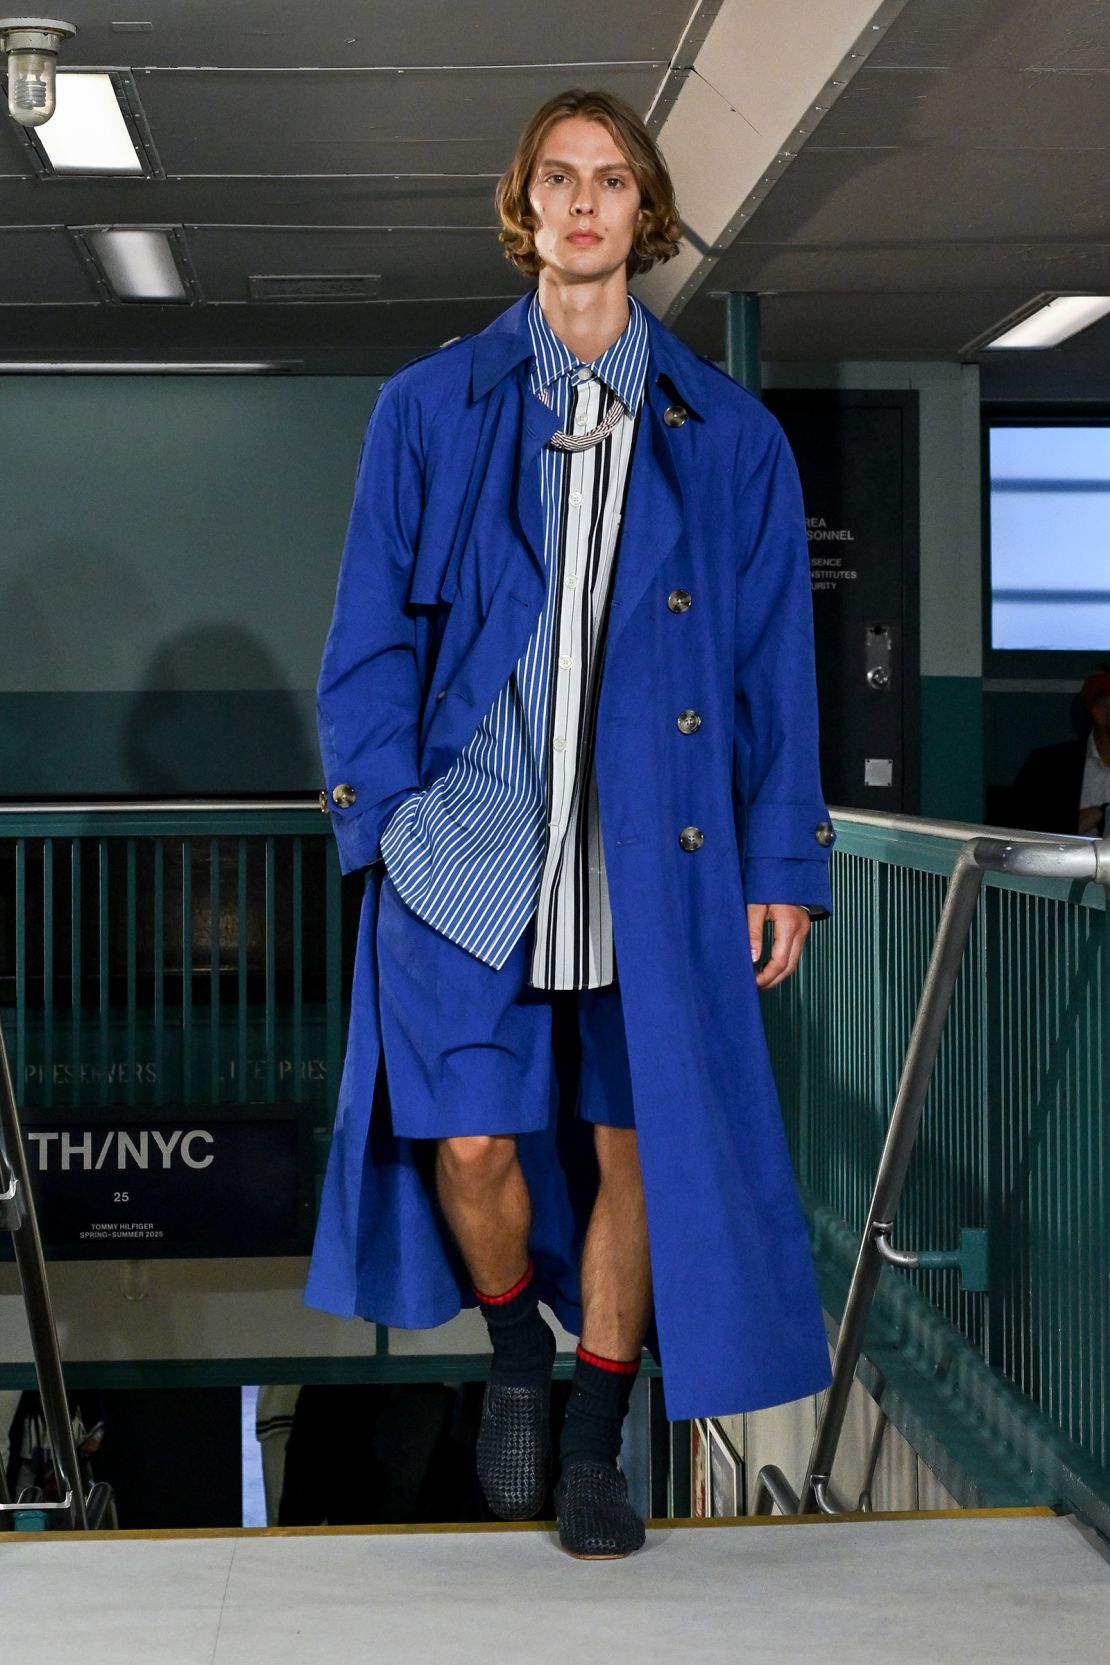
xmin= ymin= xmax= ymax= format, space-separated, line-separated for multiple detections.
xmin=475 ymin=1260 xmax=555 ymax=1387
xmin=558 ymin=1344 xmax=641 ymax=1470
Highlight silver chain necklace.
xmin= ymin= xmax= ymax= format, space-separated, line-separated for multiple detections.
xmin=536 ymin=377 xmax=626 ymax=451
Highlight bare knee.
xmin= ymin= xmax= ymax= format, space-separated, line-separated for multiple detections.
xmin=436 ymin=1133 xmax=517 ymax=1192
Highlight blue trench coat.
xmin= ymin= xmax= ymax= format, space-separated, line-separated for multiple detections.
xmin=303 ymin=288 xmax=835 ymax=1421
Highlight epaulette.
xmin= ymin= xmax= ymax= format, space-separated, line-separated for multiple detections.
xmin=383 ymin=333 xmax=473 ymax=383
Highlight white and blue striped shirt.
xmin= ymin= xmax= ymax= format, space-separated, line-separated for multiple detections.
xmin=379 ymin=288 xmax=650 ymax=988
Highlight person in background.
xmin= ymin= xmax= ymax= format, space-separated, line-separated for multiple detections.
xmin=1077 ymin=669 xmax=1110 ymax=836
xmin=1002 ymin=668 xmax=1110 ymax=836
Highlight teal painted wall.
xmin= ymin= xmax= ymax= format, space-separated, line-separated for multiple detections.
xmin=920 ymin=676 xmax=985 ymax=824
xmin=0 ymin=375 xmax=382 ymax=796
xmin=5 ymin=361 xmax=1086 ymax=823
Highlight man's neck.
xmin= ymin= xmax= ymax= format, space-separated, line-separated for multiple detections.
xmin=536 ymin=272 xmax=631 ymax=366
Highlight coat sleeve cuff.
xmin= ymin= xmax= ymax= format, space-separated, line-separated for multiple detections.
xmin=326 ymin=785 xmax=421 ymax=877
xmin=741 ymin=857 xmax=833 ymax=915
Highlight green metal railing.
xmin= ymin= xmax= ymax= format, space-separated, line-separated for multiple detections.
xmin=763 ymin=810 xmax=1110 ymax=1515
xmin=0 ymin=802 xmax=345 ymax=1127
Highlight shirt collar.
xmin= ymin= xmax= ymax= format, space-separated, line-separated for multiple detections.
xmin=527 ymin=288 xmax=650 ymax=413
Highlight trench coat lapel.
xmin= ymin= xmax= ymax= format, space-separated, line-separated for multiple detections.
xmin=471 ymin=290 xmax=694 ymax=640
xmin=605 ymin=372 xmax=685 ymax=659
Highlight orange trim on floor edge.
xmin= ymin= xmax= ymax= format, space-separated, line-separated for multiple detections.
xmin=0 ymin=1505 xmax=1058 ymax=1544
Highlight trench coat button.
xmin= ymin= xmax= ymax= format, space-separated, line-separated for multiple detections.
xmin=663 ymin=403 xmax=688 ymax=428
xmin=435 ymin=688 xmax=446 ymax=702
xmin=678 ymin=825 xmax=704 ymax=851
xmin=331 ymin=783 xmax=357 ymax=809
xmin=676 ymin=708 xmax=701 ymax=734
xmin=814 ymin=820 xmax=836 ymax=847
xmin=318 ymin=790 xmax=329 ymax=814
xmin=667 ymin=588 xmax=692 ymax=613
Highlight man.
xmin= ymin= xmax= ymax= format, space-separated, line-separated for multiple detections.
xmin=305 ymin=88 xmax=835 ymax=1559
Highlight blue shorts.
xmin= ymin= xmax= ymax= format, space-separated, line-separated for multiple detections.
xmin=375 ymin=869 xmax=636 ymax=1140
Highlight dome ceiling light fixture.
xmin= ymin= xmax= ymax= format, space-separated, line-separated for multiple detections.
xmin=0 ymin=16 xmax=77 ymax=126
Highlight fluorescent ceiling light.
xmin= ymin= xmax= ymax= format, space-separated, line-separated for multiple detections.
xmin=0 ymin=362 xmax=294 ymax=374
xmin=34 ymin=71 xmax=142 ymax=173
xmin=85 ymin=228 xmax=187 ymax=301
xmin=985 ymin=295 xmax=1110 ymax=349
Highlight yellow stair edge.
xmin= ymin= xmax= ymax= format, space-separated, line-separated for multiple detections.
xmin=3 ymin=1504 xmax=1057 ymax=1544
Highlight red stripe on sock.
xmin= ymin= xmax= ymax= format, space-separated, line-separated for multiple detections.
xmin=576 ymin=1344 xmax=641 ymax=1375
xmin=474 ymin=1259 xmax=534 ymax=1306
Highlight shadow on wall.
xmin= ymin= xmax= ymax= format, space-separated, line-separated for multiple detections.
xmin=124 ymin=627 xmax=317 ymax=795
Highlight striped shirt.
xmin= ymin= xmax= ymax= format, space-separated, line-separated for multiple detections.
xmin=379 ymin=287 xmax=649 ymax=988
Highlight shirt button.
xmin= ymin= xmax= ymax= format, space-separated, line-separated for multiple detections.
xmin=575 ymin=417 xmax=588 ymax=430
xmin=559 ymin=655 xmax=573 ymax=669
xmin=565 ymin=574 xmax=579 ymax=588
xmin=569 ymin=492 xmax=583 ymax=507
xmin=553 ymin=737 xmax=567 ymax=751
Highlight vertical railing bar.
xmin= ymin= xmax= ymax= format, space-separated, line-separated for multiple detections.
xmin=265 ymin=836 xmax=276 ymax=1102
xmin=125 ymin=837 xmax=137 ymax=1109
xmin=70 ymin=838 xmax=82 ymax=1111
xmin=153 ymin=837 xmax=164 ymax=1107
xmin=237 ymin=837 xmax=248 ymax=1106
xmin=292 ymin=838 xmax=303 ymax=1113
xmin=42 ymin=838 xmax=54 ymax=1109
xmin=324 ymin=847 xmax=343 ymax=1129
xmin=15 ymin=839 xmax=27 ymax=1107
xmin=210 ymin=838 xmax=221 ymax=1107
xmin=182 ymin=839 xmax=193 ymax=1105
xmin=98 ymin=839 xmax=110 ymax=1110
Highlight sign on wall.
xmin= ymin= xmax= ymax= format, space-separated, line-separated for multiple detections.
xmin=1 ymin=1103 xmax=316 ymax=1260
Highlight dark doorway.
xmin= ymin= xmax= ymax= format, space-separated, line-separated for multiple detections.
xmin=765 ymin=391 xmax=921 ymax=812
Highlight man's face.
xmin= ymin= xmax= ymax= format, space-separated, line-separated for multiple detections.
xmin=1091 ymin=692 xmax=1110 ymax=729
xmin=526 ymin=114 xmax=643 ymax=283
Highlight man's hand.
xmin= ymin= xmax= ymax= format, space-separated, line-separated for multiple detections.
xmin=747 ymin=903 xmax=811 ymax=990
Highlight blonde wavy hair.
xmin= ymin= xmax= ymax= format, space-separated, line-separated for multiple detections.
xmin=495 ymin=88 xmax=683 ymax=280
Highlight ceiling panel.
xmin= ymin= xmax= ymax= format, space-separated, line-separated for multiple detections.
xmin=135 ymin=65 xmax=663 ymax=177
xmin=0 ymin=0 xmax=1108 ymax=395
xmin=718 ymin=144 xmax=1108 ymax=249
xmin=0 ymin=228 xmax=92 ymax=303
xmin=811 ymin=59 xmax=1110 ymax=150
xmin=0 ymin=175 xmax=501 ymax=229
xmin=722 ymin=241 xmax=1110 ymax=297
xmin=186 ymin=226 xmax=511 ymax=301
xmin=29 ymin=0 xmax=702 ymax=73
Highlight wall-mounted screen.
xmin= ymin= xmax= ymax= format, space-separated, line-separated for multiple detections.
xmin=989 ymin=424 xmax=1110 ymax=651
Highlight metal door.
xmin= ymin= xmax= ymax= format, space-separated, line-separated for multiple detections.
xmin=763 ymin=391 xmax=920 ymax=812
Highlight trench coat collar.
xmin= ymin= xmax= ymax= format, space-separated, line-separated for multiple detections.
xmin=470 ymin=287 xmax=707 ymax=422
xmin=471 ymin=288 xmax=700 ymax=660
xmin=525 ymin=288 xmax=651 ymax=418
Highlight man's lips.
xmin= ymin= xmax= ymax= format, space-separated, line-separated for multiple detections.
xmin=567 ymin=232 xmax=601 ymax=244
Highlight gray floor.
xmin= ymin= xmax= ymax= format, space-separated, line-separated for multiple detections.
xmin=1 ymin=1513 xmax=1106 ymax=1663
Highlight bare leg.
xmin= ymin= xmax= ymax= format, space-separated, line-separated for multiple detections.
xmin=434 ymin=1134 xmax=532 ymax=1293
xmin=579 ymin=1124 xmax=653 ymax=1358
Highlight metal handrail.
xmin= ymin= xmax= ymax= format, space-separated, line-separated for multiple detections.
xmin=0 ymin=798 xmax=321 ymax=815
xmin=0 ymin=1016 xmax=93 ymax=1529
xmin=827 ymin=806 xmax=1110 ymax=854
xmin=755 ymin=821 xmax=1110 ymax=1517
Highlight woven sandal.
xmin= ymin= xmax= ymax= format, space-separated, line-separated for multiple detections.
xmin=554 ymin=1460 xmax=646 ymax=1559
xmin=475 ymin=1336 xmax=555 ymax=1520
